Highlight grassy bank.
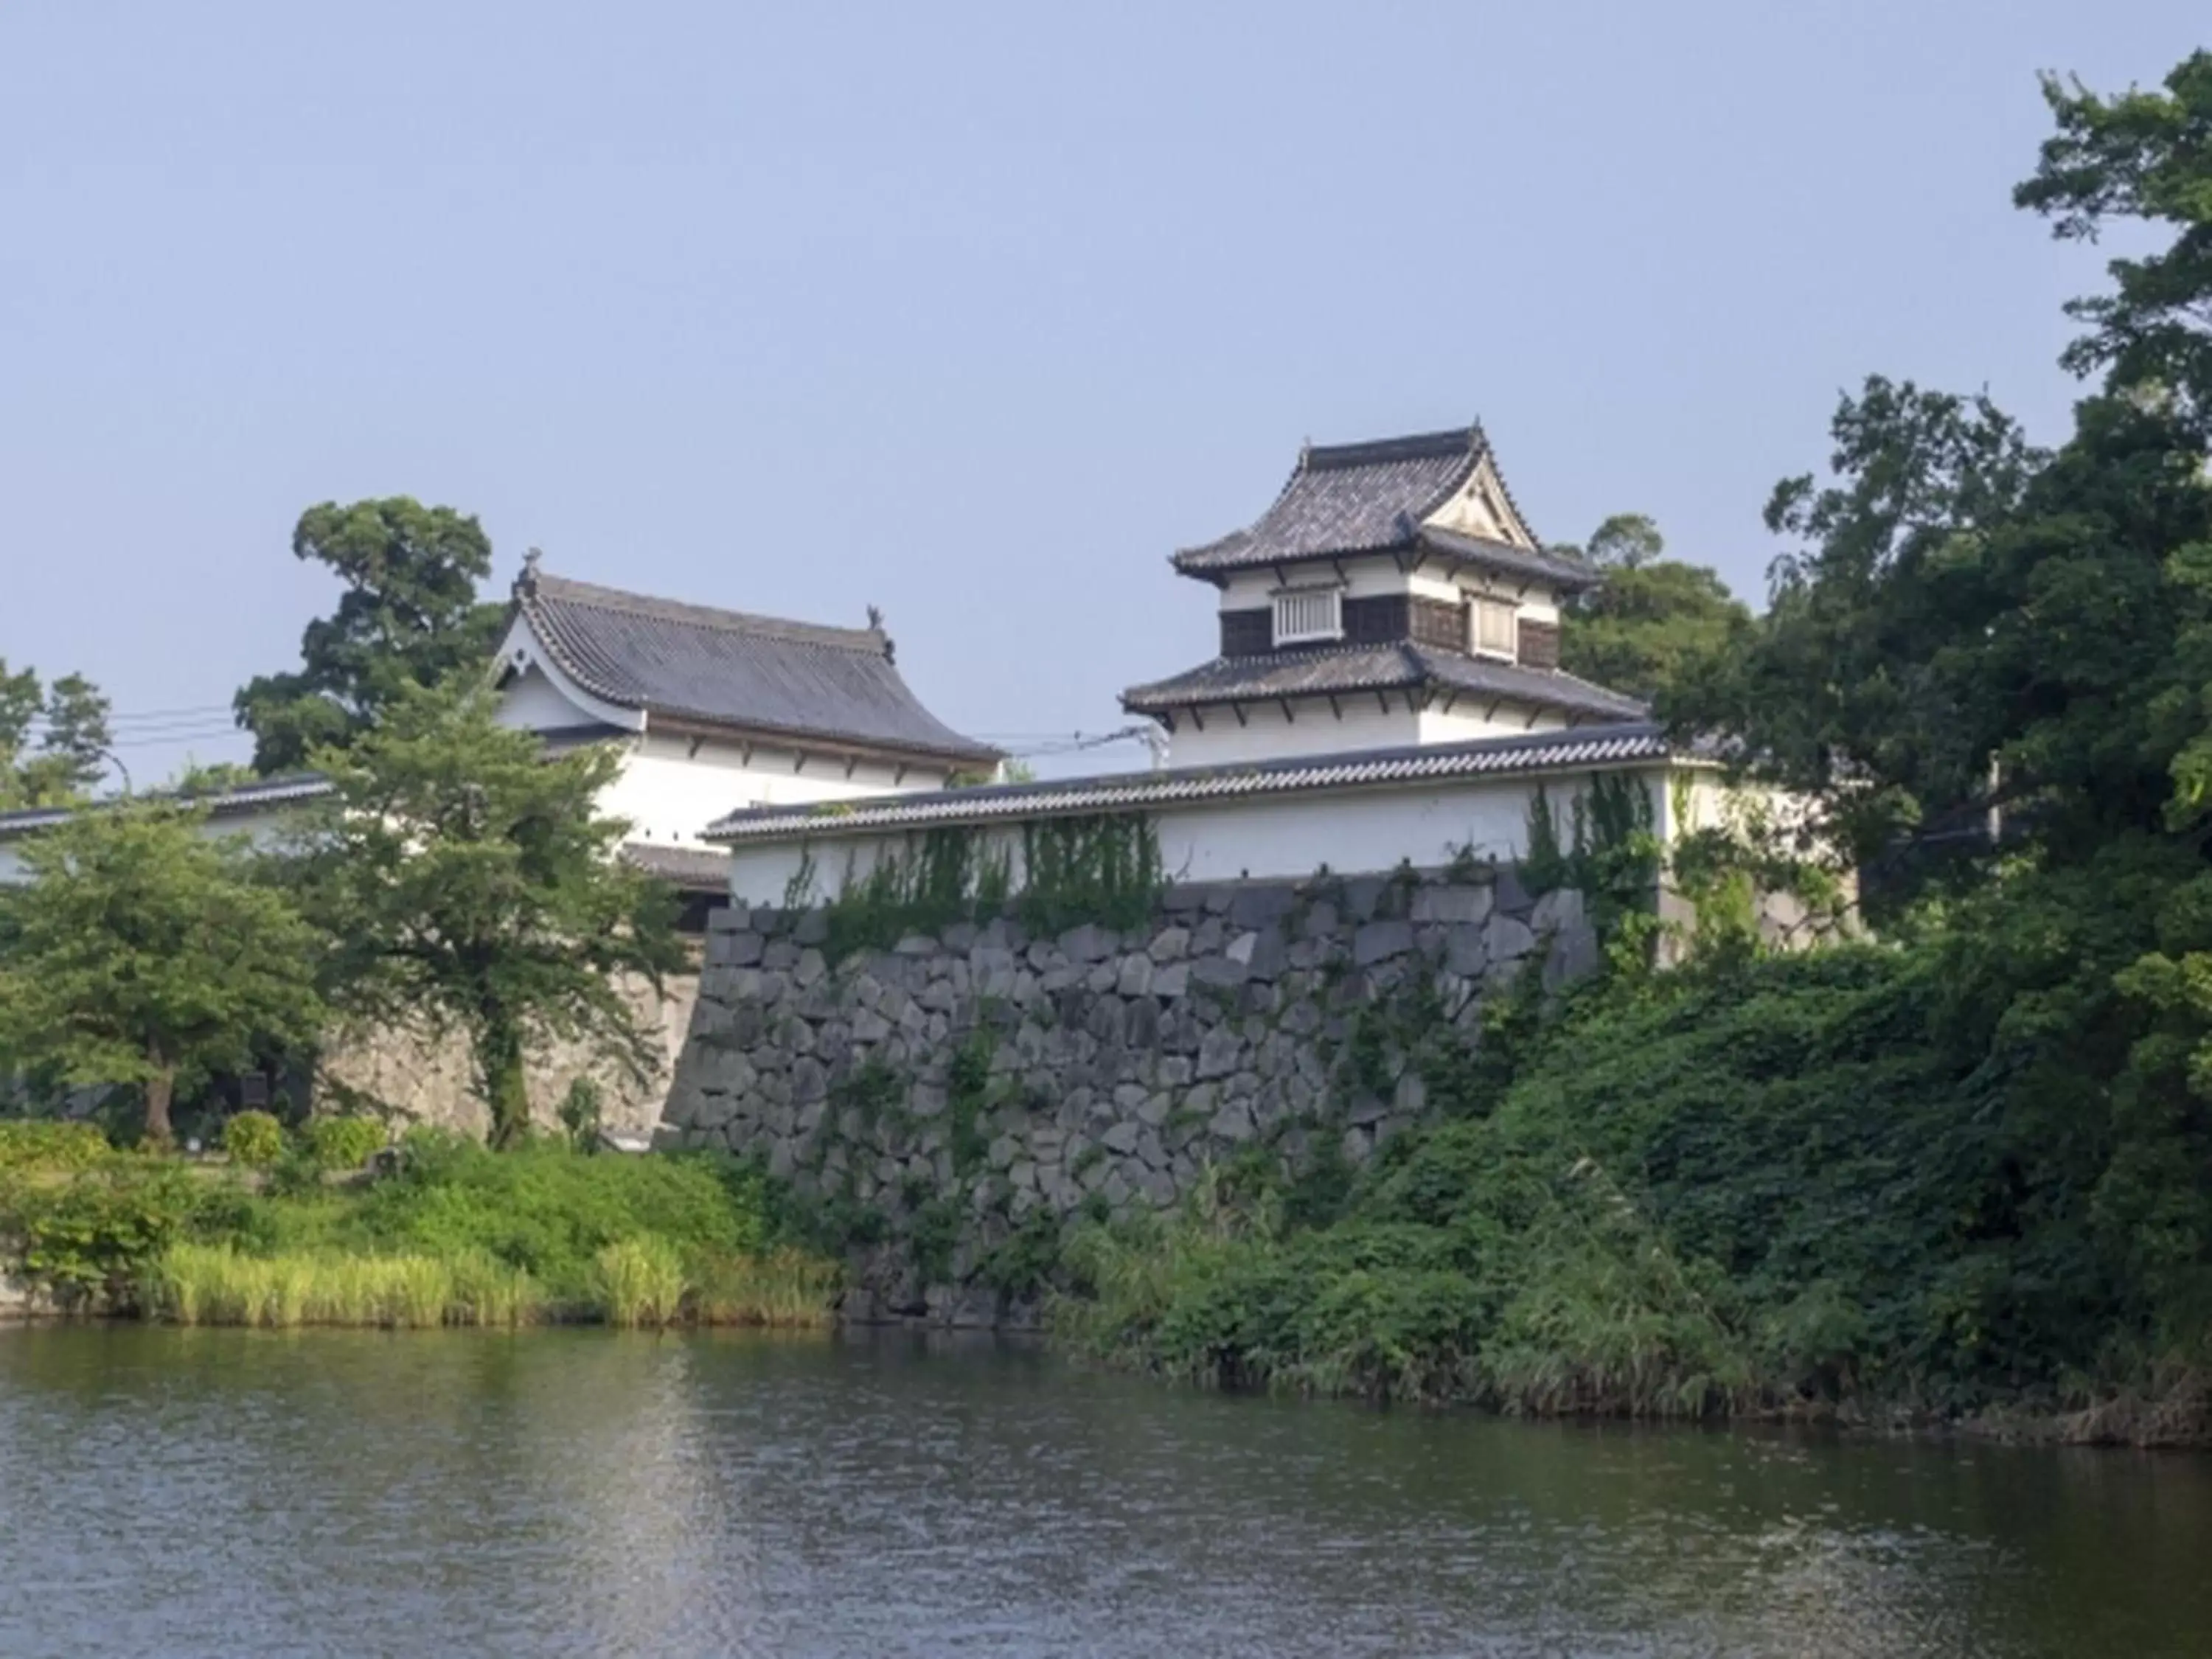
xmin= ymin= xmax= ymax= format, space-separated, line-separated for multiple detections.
xmin=1052 ymin=946 xmax=2212 ymax=1444
xmin=0 ymin=1124 xmax=840 ymax=1330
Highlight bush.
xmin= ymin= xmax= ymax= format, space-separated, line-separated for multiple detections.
xmin=0 ymin=1120 xmax=113 ymax=1175
xmin=1053 ymin=945 xmax=2114 ymax=1420
xmin=221 ymin=1111 xmax=286 ymax=1169
xmin=3 ymin=1160 xmax=200 ymax=1305
xmin=299 ymin=1116 xmax=386 ymax=1172
xmin=342 ymin=1139 xmax=770 ymax=1304
xmin=557 ymin=1077 xmax=603 ymax=1146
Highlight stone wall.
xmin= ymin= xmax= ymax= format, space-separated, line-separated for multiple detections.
xmin=658 ymin=864 xmax=1599 ymax=1326
xmin=319 ymin=970 xmax=700 ymax=1141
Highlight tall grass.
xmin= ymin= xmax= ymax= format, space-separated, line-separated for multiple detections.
xmin=145 ymin=1245 xmax=542 ymax=1328
xmin=689 ymin=1248 xmax=842 ymax=1327
xmin=140 ymin=1239 xmax=842 ymax=1330
xmin=591 ymin=1237 xmax=686 ymax=1327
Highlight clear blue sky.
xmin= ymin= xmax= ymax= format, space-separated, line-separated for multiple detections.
xmin=1 ymin=3 xmax=2200 ymax=784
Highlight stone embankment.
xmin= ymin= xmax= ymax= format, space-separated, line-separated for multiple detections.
xmin=658 ymin=866 xmax=1598 ymax=1325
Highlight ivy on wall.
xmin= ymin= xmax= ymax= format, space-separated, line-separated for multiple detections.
xmin=795 ymin=815 xmax=1164 ymax=959
xmin=1524 ymin=772 xmax=1661 ymax=945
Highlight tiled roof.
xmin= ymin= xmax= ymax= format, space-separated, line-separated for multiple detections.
xmin=619 ymin=841 xmax=730 ymax=891
xmin=1119 ymin=641 xmax=1648 ymax=723
xmin=707 ymin=723 xmax=1677 ymax=842
xmin=0 ymin=773 xmax=331 ymax=840
xmin=1172 ymin=428 xmax=1484 ymax=575
xmin=1168 ymin=425 xmax=1596 ymax=591
xmin=1416 ymin=526 xmax=1604 ymax=594
xmin=516 ymin=568 xmax=1001 ymax=765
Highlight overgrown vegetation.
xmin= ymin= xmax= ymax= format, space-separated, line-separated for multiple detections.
xmin=0 ymin=1130 xmax=840 ymax=1329
xmin=801 ymin=815 xmax=1164 ymax=959
xmin=1057 ymin=943 xmax=2207 ymax=1435
xmin=1057 ymin=53 xmax=2212 ymax=1439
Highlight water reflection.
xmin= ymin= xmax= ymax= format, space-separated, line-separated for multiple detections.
xmin=0 ymin=1325 xmax=2205 ymax=1658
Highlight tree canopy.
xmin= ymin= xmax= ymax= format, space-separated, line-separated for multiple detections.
xmin=234 ymin=498 xmax=507 ymax=774
xmin=0 ymin=664 xmax=113 ymax=808
xmin=1551 ymin=516 xmax=1752 ymax=706
xmin=293 ymin=682 xmax=684 ymax=1147
xmin=1664 ymin=49 xmax=2212 ymax=1351
xmin=0 ymin=806 xmax=324 ymax=1145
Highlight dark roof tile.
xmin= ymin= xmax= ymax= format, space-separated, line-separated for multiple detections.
xmin=708 ymin=723 xmax=1678 ymax=841
xmin=0 ymin=773 xmax=331 ymax=841
xmin=518 ymin=570 xmax=999 ymax=766
xmin=1173 ymin=427 xmax=1482 ymax=575
xmin=619 ymin=841 xmax=730 ymax=891
xmin=1120 ymin=642 xmax=1647 ymax=723
xmin=1416 ymin=526 xmax=1603 ymax=593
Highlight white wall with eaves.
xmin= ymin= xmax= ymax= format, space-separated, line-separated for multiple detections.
xmin=493 ymin=659 xmax=964 ymax=849
xmin=1155 ymin=694 xmax=1572 ymax=771
xmin=605 ymin=734 xmax=957 ymax=849
xmin=723 ymin=764 xmax=1683 ymax=908
xmin=1214 ymin=557 xmax=1562 ymax=631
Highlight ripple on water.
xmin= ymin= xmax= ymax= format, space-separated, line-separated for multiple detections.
xmin=1 ymin=1324 xmax=2208 ymax=1659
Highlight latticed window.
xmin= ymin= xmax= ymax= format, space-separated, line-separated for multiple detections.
xmin=1470 ymin=596 xmax=1518 ymax=659
xmin=1271 ymin=585 xmax=1343 ymax=646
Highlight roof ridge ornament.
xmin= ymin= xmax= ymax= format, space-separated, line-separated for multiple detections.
xmin=517 ymin=547 xmax=543 ymax=597
xmin=866 ymin=604 xmax=896 ymax=664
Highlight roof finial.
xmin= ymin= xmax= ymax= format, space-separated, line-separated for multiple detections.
xmin=866 ymin=604 xmax=896 ymax=662
xmin=515 ymin=547 xmax=543 ymax=597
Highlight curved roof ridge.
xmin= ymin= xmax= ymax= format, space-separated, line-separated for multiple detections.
xmin=1169 ymin=422 xmax=1496 ymax=577
xmin=1305 ymin=425 xmax=1480 ymax=470
xmin=524 ymin=569 xmax=888 ymax=655
xmin=513 ymin=565 xmax=1000 ymax=765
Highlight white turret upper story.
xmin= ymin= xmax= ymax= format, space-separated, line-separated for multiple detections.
xmin=1121 ymin=426 xmax=1645 ymax=767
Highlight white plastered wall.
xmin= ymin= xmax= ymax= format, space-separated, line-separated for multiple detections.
xmin=490 ymin=623 xmax=960 ymax=847
xmin=1158 ymin=695 xmax=1422 ymax=768
xmin=1416 ymin=701 xmax=1573 ymax=745
xmin=723 ymin=765 xmax=1682 ymax=908
xmin=1214 ymin=555 xmax=1562 ymax=634
xmin=607 ymin=734 xmax=953 ymax=848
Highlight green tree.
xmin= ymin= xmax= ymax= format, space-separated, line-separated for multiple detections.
xmin=0 ymin=663 xmax=114 ymax=807
xmin=0 ymin=807 xmax=324 ymax=1146
xmin=296 ymin=682 xmax=684 ymax=1148
xmin=1668 ymin=47 xmax=2212 ymax=1352
xmin=234 ymin=498 xmax=507 ymax=774
xmin=1551 ymin=516 xmax=1753 ymax=706
xmin=2015 ymin=51 xmax=2212 ymax=439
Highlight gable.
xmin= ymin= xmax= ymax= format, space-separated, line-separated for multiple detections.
xmin=1421 ymin=451 xmax=1536 ymax=549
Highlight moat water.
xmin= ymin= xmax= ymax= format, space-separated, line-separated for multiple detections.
xmin=1 ymin=1325 xmax=2206 ymax=1658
